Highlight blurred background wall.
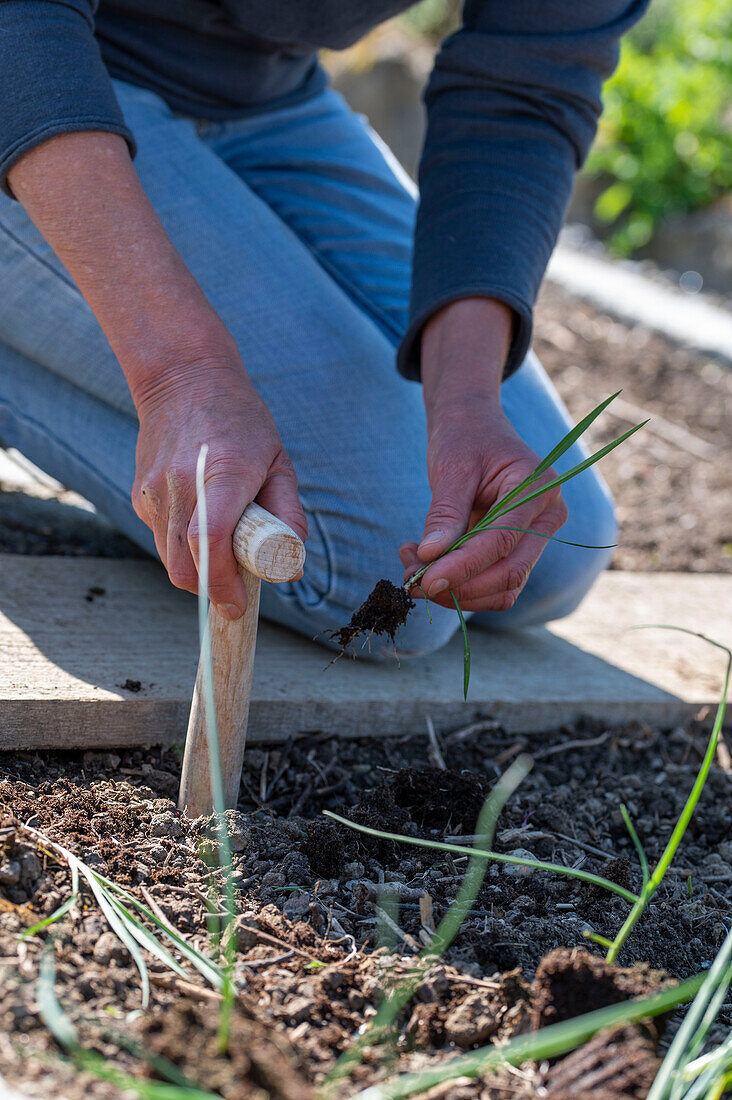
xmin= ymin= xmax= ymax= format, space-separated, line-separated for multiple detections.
xmin=325 ymin=0 xmax=732 ymax=295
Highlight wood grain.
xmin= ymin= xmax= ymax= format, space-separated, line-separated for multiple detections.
xmin=178 ymin=571 xmax=261 ymax=817
xmin=232 ymin=502 xmax=304 ymax=583
xmin=179 ymin=502 xmax=305 ymax=816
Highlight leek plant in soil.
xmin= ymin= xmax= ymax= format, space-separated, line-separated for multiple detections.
xmin=326 ymin=629 xmax=730 ymax=1098
xmin=37 ymin=949 xmax=222 ymax=1100
xmin=321 ymin=756 xmax=533 ymax=1095
xmin=331 ymin=390 xmax=646 ymax=698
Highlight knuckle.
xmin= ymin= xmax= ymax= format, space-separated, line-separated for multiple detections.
xmin=168 ymin=568 xmax=197 ymax=592
xmin=165 ymin=465 xmax=192 ymax=498
xmin=428 ymin=502 xmax=464 ymax=527
xmin=505 ymin=563 xmax=530 ymax=592
xmin=133 ymin=478 xmax=163 ymax=520
xmin=455 ymin=547 xmax=486 ymax=582
xmin=188 ymin=521 xmax=231 ymax=548
xmin=492 ymin=529 xmax=518 ymax=560
xmin=493 ymin=589 xmax=518 ymax=612
xmin=131 ymin=485 xmax=145 ymax=518
xmin=206 ymin=580 xmax=237 ymax=599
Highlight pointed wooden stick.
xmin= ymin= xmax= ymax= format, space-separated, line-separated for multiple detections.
xmin=178 ymin=502 xmax=305 ymax=818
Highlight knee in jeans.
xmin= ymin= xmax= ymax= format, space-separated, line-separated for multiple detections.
xmin=539 ymin=480 xmax=617 ymax=620
xmin=390 ymin=599 xmax=461 ymax=660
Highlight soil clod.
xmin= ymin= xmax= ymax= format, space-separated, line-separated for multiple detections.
xmin=542 ymin=1024 xmax=661 ymax=1100
xmin=328 ymin=578 xmax=414 ymax=653
xmin=531 ymin=948 xmax=670 ymax=1030
xmin=390 ymin=766 xmax=488 ymax=831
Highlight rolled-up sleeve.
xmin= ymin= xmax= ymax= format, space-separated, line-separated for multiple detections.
xmin=0 ymin=0 xmax=135 ymax=196
xmin=398 ymin=0 xmax=648 ymax=382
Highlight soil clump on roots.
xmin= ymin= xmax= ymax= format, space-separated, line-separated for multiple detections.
xmin=0 ymin=716 xmax=729 ymax=1099
xmin=328 ymin=577 xmax=414 ymax=652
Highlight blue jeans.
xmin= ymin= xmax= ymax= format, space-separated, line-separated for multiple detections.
xmin=0 ymin=81 xmax=616 ymax=657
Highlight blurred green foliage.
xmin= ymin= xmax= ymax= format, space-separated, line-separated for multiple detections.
xmin=400 ymin=0 xmax=460 ymax=40
xmin=587 ymin=0 xmax=732 ymax=255
xmin=402 ymin=0 xmax=732 ymax=256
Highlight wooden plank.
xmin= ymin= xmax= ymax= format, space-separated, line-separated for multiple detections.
xmin=1 ymin=555 xmax=730 ymax=750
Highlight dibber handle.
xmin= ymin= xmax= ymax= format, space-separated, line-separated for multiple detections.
xmin=232 ymin=501 xmax=305 ymax=582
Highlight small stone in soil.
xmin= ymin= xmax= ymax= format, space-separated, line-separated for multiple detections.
xmin=328 ymin=578 xmax=414 ymax=652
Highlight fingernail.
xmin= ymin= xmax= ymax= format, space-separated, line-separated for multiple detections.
xmin=427 ymin=578 xmax=449 ymax=597
xmin=419 ymin=531 xmax=445 ymax=550
xmin=217 ymin=602 xmax=244 ymax=621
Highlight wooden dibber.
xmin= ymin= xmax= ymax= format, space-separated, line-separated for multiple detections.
xmin=178 ymin=501 xmax=305 ymax=818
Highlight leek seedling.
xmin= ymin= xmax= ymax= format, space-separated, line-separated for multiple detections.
xmin=325 ymin=811 xmax=640 ymax=904
xmin=605 ymin=629 xmax=730 ymax=964
xmin=647 ymin=925 xmax=732 ymax=1100
xmin=333 ymin=391 xmax=645 ymax=697
xmin=406 ymin=391 xmax=646 ymax=697
xmin=348 ymin=973 xmax=706 ymax=1100
xmin=321 ymin=756 xmax=531 ymax=1094
xmin=37 ymin=948 xmax=222 ymax=1100
xmin=20 ymin=826 xmax=225 ymax=1002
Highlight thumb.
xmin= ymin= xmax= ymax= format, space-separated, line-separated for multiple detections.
xmin=418 ymin=462 xmax=477 ymax=563
xmin=255 ymin=463 xmax=308 ymax=548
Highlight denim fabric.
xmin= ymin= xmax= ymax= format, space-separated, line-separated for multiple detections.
xmin=0 ymin=81 xmax=616 ymax=658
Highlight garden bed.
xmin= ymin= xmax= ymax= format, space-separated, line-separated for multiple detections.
xmin=535 ymin=282 xmax=731 ymax=574
xmin=1 ymin=715 xmax=730 ymax=1098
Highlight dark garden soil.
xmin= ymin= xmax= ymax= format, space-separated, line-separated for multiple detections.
xmin=1 ymin=716 xmax=730 ymax=1098
xmin=535 ymin=282 xmax=732 ymax=574
xmin=328 ymin=578 xmax=415 ymax=655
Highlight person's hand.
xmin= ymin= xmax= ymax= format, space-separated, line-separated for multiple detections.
xmin=399 ymin=298 xmax=567 ymax=612
xmin=132 ymin=353 xmax=306 ymax=620
xmin=8 ymin=132 xmax=306 ymax=620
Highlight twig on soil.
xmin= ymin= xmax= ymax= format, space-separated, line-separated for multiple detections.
xmin=425 ymin=716 xmax=447 ymax=771
xmin=239 ymin=926 xmax=321 ymax=962
xmin=259 ymin=752 xmax=269 ymax=803
xmin=446 ymin=827 xmax=617 ymax=862
xmin=548 ymin=831 xmax=618 ymax=861
xmin=139 ymin=886 xmax=179 ymax=935
xmin=262 ymin=737 xmax=296 ymax=804
xmin=149 ymin=973 xmax=223 ymax=1003
xmin=241 ymin=950 xmax=295 ymax=971
xmin=533 ymin=731 xmax=612 ymax=758
xmin=443 ymin=719 xmax=503 ymax=744
xmin=492 ymin=741 xmax=528 ymax=767
xmin=715 ymin=733 xmax=731 ymax=774
xmin=374 ymin=906 xmax=421 ymax=953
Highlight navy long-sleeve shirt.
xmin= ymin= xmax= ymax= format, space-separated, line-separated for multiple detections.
xmin=0 ymin=0 xmax=647 ymax=378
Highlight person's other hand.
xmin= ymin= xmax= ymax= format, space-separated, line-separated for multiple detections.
xmin=7 ymin=132 xmax=307 ymax=621
xmin=133 ymin=352 xmax=306 ymax=620
xmin=399 ymin=298 xmax=567 ymax=612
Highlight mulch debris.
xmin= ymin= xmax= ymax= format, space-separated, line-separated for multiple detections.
xmin=1 ymin=716 xmax=730 ymax=1098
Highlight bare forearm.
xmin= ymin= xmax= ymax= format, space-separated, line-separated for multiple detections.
xmin=9 ymin=131 xmax=306 ymax=618
xmin=420 ymin=297 xmax=513 ymax=419
xmin=8 ymin=131 xmax=235 ymax=404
